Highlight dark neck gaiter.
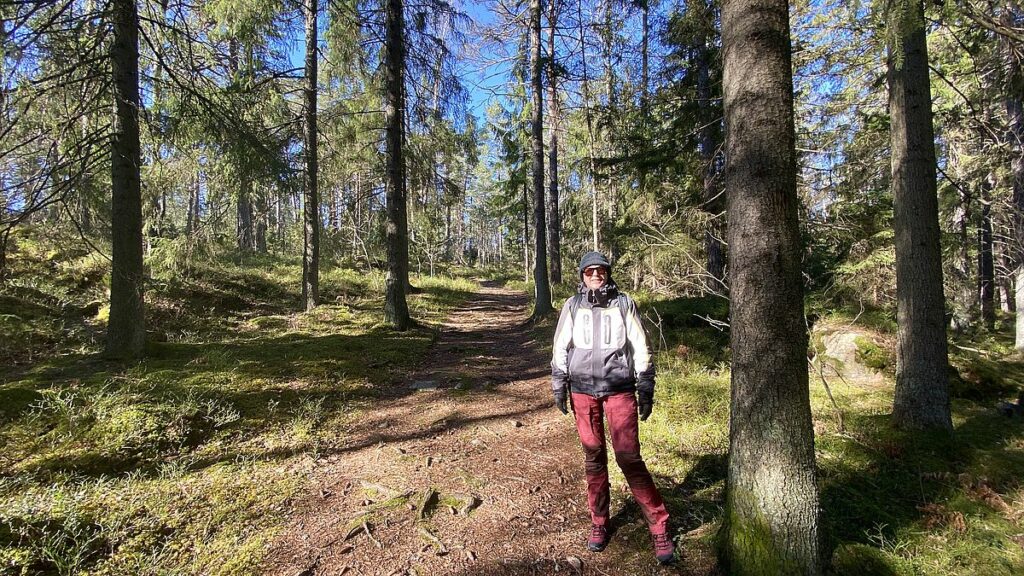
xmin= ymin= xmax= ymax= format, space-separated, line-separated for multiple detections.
xmin=579 ymin=278 xmax=620 ymax=307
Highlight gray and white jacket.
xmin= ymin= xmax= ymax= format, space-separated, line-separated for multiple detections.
xmin=550 ymin=286 xmax=655 ymax=397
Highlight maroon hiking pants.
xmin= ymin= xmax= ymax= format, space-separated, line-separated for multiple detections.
xmin=571 ymin=391 xmax=670 ymax=534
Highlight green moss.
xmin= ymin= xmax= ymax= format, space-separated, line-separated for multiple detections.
xmin=719 ymin=496 xmax=809 ymax=576
xmin=0 ymin=386 xmax=43 ymax=422
xmin=854 ymin=336 xmax=893 ymax=371
xmin=94 ymin=404 xmax=167 ymax=454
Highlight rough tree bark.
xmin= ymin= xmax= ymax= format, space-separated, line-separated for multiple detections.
xmin=255 ymin=187 xmax=268 ymax=253
xmin=545 ymin=0 xmax=562 ymax=284
xmin=949 ymin=182 xmax=972 ymax=334
xmin=980 ymin=176 xmax=995 ymax=331
xmin=384 ymin=0 xmax=411 ymax=329
xmin=302 ymin=0 xmax=320 ymax=311
xmin=720 ymin=0 xmax=822 ymax=573
xmin=530 ymin=0 xmax=553 ymax=316
xmin=107 ymin=0 xmax=146 ymax=359
xmin=888 ymin=0 xmax=952 ymax=431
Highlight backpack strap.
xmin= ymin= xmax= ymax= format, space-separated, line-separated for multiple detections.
xmin=617 ymin=293 xmax=630 ymax=326
xmin=570 ymin=292 xmax=630 ymax=326
xmin=568 ymin=292 xmax=584 ymax=319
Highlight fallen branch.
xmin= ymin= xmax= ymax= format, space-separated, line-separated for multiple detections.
xmin=951 ymin=343 xmax=992 ymax=356
xmin=417 ymin=525 xmax=448 ymax=554
xmin=363 ymin=522 xmax=382 ymax=548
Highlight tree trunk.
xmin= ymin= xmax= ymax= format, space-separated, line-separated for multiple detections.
xmin=384 ymin=0 xmax=411 ymax=329
xmin=636 ymin=0 xmax=650 ymax=207
xmin=949 ymin=185 xmax=972 ymax=334
xmin=302 ymin=0 xmax=320 ymax=311
xmin=106 ymin=0 xmax=146 ymax=359
xmin=1005 ymin=9 xmax=1024 ymax=348
xmin=719 ymin=0 xmax=821 ymax=573
xmin=275 ymin=188 xmax=284 ymax=245
xmin=79 ymin=114 xmax=95 ymax=235
xmin=185 ymin=175 xmax=199 ymax=236
xmin=352 ymin=175 xmax=361 ymax=262
xmin=546 ymin=0 xmax=562 ymax=285
xmin=602 ymin=0 xmax=619 ymax=264
xmin=524 ymin=181 xmax=530 ymax=282
xmin=577 ymin=0 xmax=600 ymax=251
xmin=227 ymin=40 xmax=255 ymax=253
xmin=695 ymin=0 xmax=725 ymax=291
xmin=530 ymin=0 xmax=552 ymax=317
xmin=1001 ymin=245 xmax=1015 ymax=313
xmin=640 ymin=0 xmax=649 ymax=125
xmin=255 ymin=186 xmax=268 ymax=253
xmin=0 ymin=229 xmax=10 ymax=279
xmin=237 ymin=180 xmax=254 ymax=251
xmin=888 ymin=0 xmax=952 ymax=431
xmin=980 ymin=177 xmax=995 ymax=331
xmin=328 ymin=184 xmax=339 ymax=232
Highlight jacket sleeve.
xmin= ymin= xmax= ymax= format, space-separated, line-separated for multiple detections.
xmin=624 ymin=297 xmax=656 ymax=392
xmin=550 ymin=298 xmax=575 ymax=390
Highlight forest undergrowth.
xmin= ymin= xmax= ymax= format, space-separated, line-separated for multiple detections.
xmin=0 ymin=230 xmax=476 ymax=575
xmin=2 ymin=230 xmax=1024 ymax=575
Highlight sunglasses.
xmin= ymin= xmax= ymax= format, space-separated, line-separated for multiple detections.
xmin=583 ymin=267 xmax=607 ymax=277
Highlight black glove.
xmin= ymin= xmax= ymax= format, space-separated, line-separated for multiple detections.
xmin=553 ymin=385 xmax=569 ymax=415
xmin=638 ymin=389 xmax=653 ymax=422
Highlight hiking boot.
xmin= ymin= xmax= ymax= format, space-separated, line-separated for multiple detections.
xmin=587 ymin=523 xmax=609 ymax=552
xmin=652 ymin=532 xmax=675 ymax=564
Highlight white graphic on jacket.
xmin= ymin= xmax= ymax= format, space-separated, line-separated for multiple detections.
xmin=551 ymin=292 xmax=655 ymax=397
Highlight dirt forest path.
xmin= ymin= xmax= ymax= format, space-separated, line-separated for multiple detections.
xmin=264 ymin=281 xmax=713 ymax=576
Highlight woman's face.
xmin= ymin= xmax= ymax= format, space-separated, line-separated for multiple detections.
xmin=583 ymin=265 xmax=608 ymax=291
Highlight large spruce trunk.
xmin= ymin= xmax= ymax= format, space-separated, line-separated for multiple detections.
xmin=384 ymin=0 xmax=411 ymax=329
xmin=545 ymin=0 xmax=562 ymax=285
xmin=302 ymin=0 xmax=320 ymax=310
xmin=720 ymin=0 xmax=821 ymax=573
xmin=530 ymin=0 xmax=552 ymax=316
xmin=888 ymin=0 xmax=952 ymax=430
xmin=106 ymin=0 xmax=146 ymax=359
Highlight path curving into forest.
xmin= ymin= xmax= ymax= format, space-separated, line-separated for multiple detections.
xmin=263 ymin=281 xmax=714 ymax=576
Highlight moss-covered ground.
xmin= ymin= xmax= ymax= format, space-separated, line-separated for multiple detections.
xmin=0 ymin=229 xmax=476 ymax=575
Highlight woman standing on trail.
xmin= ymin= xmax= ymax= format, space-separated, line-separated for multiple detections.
xmin=550 ymin=251 xmax=675 ymax=565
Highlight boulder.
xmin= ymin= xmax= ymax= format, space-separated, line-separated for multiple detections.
xmin=817 ymin=329 xmax=889 ymax=385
